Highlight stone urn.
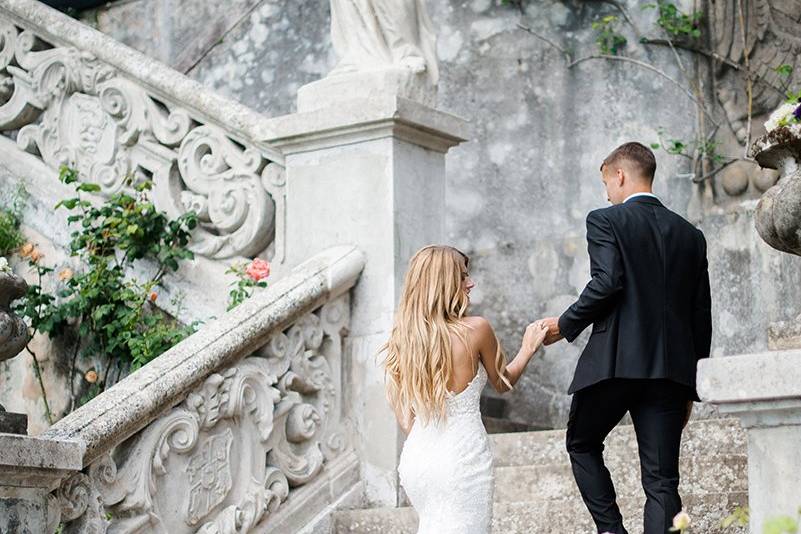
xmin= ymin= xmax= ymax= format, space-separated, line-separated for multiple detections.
xmin=0 ymin=263 xmax=30 ymax=434
xmin=751 ymin=125 xmax=801 ymax=256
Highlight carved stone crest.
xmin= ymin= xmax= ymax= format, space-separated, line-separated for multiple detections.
xmin=186 ymin=429 xmax=233 ymax=525
xmin=53 ymin=297 xmax=352 ymax=533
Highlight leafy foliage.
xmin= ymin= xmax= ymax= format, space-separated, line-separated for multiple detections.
xmin=722 ymin=506 xmax=749 ymax=529
xmin=592 ymin=15 xmax=627 ymax=55
xmin=763 ymin=515 xmax=799 ymax=534
xmin=14 ymin=166 xmax=200 ymax=410
xmin=0 ymin=208 xmax=23 ymax=257
xmin=775 ymin=64 xmax=793 ymax=78
xmin=644 ymin=1 xmax=702 ymax=38
xmin=0 ymin=185 xmax=27 ymax=256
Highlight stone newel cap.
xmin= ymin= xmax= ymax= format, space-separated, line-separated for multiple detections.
xmin=0 ymin=433 xmax=84 ymax=471
xmin=259 ymin=95 xmax=471 ymax=155
xmin=697 ymin=349 xmax=801 ymax=404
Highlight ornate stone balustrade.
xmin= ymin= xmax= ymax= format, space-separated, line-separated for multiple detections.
xmin=0 ymin=0 xmax=285 ymax=260
xmin=32 ymin=245 xmax=365 ymax=533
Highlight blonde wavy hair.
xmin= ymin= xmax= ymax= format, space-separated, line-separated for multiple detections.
xmin=381 ymin=245 xmax=509 ymax=427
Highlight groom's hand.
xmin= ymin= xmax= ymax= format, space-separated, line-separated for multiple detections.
xmin=541 ymin=317 xmax=564 ymax=345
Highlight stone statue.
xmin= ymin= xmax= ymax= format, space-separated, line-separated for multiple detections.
xmin=0 ymin=260 xmax=30 ymax=434
xmin=329 ymin=0 xmax=438 ymax=86
xmin=297 ymin=0 xmax=439 ymax=111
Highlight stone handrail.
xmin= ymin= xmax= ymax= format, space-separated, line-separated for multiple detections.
xmin=43 ymin=245 xmax=364 ymax=463
xmin=41 ymin=245 xmax=365 ymax=532
xmin=0 ymin=0 xmax=285 ymax=260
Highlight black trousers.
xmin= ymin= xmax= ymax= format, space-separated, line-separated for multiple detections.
xmin=565 ymin=378 xmax=691 ymax=534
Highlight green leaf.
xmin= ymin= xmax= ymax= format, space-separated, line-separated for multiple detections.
xmin=775 ymin=64 xmax=793 ymax=77
xmin=650 ymin=142 xmax=661 ymax=149
xmin=77 ymin=183 xmax=102 ymax=193
xmin=59 ymin=166 xmax=78 ymax=184
xmin=763 ymin=516 xmax=798 ymax=534
xmin=55 ymin=198 xmax=80 ymax=210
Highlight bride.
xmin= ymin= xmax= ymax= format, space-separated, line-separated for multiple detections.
xmin=382 ymin=245 xmax=547 ymax=533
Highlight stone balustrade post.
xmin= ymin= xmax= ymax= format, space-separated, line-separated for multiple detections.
xmin=0 ymin=434 xmax=83 ymax=533
xmin=262 ymin=94 xmax=469 ymax=506
xmin=698 ymin=127 xmax=801 ymax=532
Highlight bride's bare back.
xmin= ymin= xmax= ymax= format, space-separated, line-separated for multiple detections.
xmin=449 ymin=316 xmax=547 ymax=395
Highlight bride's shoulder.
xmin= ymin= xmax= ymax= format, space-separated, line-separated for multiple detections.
xmin=459 ymin=316 xmax=495 ymax=339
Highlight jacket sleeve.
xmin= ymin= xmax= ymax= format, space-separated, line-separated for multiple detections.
xmin=692 ymin=233 xmax=712 ymax=360
xmin=558 ymin=209 xmax=624 ymax=343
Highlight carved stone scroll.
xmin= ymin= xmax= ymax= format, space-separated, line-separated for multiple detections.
xmin=53 ymin=295 xmax=351 ymax=533
xmin=0 ymin=21 xmax=283 ymax=260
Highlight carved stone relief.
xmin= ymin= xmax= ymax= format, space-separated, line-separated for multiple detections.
xmin=711 ymin=0 xmax=801 ymax=197
xmin=53 ymin=295 xmax=351 ymax=533
xmin=0 ymin=22 xmax=283 ymax=259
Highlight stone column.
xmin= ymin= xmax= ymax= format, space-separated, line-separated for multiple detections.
xmin=0 ymin=434 xmax=83 ymax=533
xmin=697 ymin=350 xmax=801 ymax=532
xmin=698 ymin=126 xmax=801 ymax=531
xmin=261 ymin=94 xmax=468 ymax=505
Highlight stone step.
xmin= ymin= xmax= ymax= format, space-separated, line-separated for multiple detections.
xmin=334 ymin=418 xmax=748 ymax=532
xmin=493 ymin=454 xmax=747 ymax=503
xmin=333 ymin=491 xmax=748 ymax=534
xmin=482 ymin=415 xmax=546 ymax=434
xmin=491 ymin=417 xmax=746 ymax=468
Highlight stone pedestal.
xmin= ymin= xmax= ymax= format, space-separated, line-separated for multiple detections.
xmin=0 ymin=433 xmax=84 ymax=533
xmin=697 ymin=350 xmax=801 ymax=532
xmin=297 ymin=69 xmax=436 ymax=113
xmin=261 ymin=94 xmax=469 ymax=506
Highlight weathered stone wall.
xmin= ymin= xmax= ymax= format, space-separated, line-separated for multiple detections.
xmin=77 ymin=0 xmax=801 ymax=428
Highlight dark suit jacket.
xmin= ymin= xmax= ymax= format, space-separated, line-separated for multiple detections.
xmin=558 ymin=195 xmax=711 ymax=399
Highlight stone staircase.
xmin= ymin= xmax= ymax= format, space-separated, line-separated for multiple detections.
xmin=333 ymin=417 xmax=748 ymax=533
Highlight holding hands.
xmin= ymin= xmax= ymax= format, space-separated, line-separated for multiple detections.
xmin=494 ymin=317 xmax=563 ymax=392
xmin=521 ymin=320 xmax=549 ymax=355
xmin=519 ymin=317 xmax=563 ymax=358
xmin=539 ymin=317 xmax=564 ymax=346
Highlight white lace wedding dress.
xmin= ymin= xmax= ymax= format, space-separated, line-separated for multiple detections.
xmin=398 ymin=364 xmax=494 ymax=533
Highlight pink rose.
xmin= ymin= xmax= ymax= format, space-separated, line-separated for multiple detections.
xmin=245 ymin=258 xmax=271 ymax=282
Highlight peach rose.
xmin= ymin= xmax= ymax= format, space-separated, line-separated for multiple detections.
xmin=84 ymin=370 xmax=98 ymax=384
xmin=19 ymin=243 xmax=34 ymax=257
xmin=245 ymin=258 xmax=271 ymax=282
xmin=58 ymin=268 xmax=74 ymax=281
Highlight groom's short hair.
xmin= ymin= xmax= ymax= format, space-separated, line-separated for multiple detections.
xmin=601 ymin=142 xmax=657 ymax=182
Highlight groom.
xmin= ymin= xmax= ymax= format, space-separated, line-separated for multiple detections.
xmin=541 ymin=142 xmax=711 ymax=534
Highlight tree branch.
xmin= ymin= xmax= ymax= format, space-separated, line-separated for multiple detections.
xmin=689 ymin=157 xmax=757 ymax=183
xmin=26 ymin=345 xmax=53 ymax=425
xmin=736 ymin=0 xmax=753 ymax=158
xmin=516 ymin=23 xmax=572 ymax=63
xmin=567 ymin=54 xmax=719 ymax=127
xmin=640 ymin=38 xmax=787 ymax=99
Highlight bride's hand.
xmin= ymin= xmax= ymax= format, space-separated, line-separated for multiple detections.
xmin=522 ymin=321 xmax=548 ymax=356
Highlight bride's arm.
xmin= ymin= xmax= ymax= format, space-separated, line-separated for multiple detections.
xmin=475 ymin=318 xmax=547 ymax=393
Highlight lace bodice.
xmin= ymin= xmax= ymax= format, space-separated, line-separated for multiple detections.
xmin=445 ymin=364 xmax=487 ymax=417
